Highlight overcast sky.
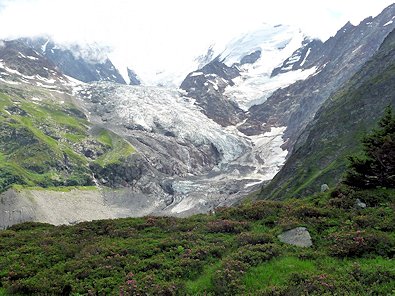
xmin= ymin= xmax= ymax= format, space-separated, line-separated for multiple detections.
xmin=0 ymin=0 xmax=393 ymax=84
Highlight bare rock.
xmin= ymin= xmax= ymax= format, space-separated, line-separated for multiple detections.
xmin=321 ymin=184 xmax=329 ymax=192
xmin=278 ymin=227 xmax=313 ymax=247
xmin=355 ymin=198 xmax=367 ymax=209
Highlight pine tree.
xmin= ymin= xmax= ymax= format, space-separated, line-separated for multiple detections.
xmin=345 ymin=106 xmax=395 ymax=188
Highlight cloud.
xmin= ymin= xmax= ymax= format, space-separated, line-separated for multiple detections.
xmin=0 ymin=0 xmax=392 ymax=84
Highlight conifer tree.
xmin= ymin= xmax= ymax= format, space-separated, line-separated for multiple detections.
xmin=345 ymin=106 xmax=395 ymax=188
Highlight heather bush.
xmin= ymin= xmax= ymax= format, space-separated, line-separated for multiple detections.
xmin=231 ymin=244 xmax=280 ymax=266
xmin=328 ymin=229 xmax=394 ymax=257
xmin=212 ymin=259 xmax=248 ymax=295
xmin=206 ymin=219 xmax=250 ymax=233
xmin=236 ymin=232 xmax=274 ymax=246
xmin=286 ymin=272 xmax=337 ymax=295
xmin=328 ymin=185 xmax=356 ymax=209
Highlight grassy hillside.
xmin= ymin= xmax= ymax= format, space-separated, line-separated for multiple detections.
xmin=260 ymin=29 xmax=395 ymax=199
xmin=0 ymin=186 xmax=394 ymax=295
xmin=0 ymin=84 xmax=136 ymax=192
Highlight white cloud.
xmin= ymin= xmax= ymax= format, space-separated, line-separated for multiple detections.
xmin=0 ymin=0 xmax=393 ymax=85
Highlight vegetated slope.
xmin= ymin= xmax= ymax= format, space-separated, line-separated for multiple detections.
xmin=259 ymin=29 xmax=395 ymax=200
xmin=0 ymin=83 xmax=137 ymax=192
xmin=0 ymin=185 xmax=393 ymax=295
xmin=1 ymin=104 xmax=394 ymax=295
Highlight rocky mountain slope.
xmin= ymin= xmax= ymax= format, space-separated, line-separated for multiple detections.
xmin=240 ymin=4 xmax=395 ymax=149
xmin=260 ymin=28 xmax=395 ymax=199
xmin=0 ymin=40 xmax=68 ymax=89
xmin=21 ymin=38 xmax=129 ymax=84
xmin=0 ymin=81 xmax=143 ymax=189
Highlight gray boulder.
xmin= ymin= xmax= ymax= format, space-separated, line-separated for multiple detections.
xmin=321 ymin=184 xmax=329 ymax=192
xmin=278 ymin=227 xmax=313 ymax=247
xmin=355 ymin=198 xmax=367 ymax=209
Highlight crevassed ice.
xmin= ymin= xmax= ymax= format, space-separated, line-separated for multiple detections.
xmin=109 ymin=84 xmax=249 ymax=162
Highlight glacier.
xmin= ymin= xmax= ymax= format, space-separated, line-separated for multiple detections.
xmin=76 ymin=82 xmax=289 ymax=215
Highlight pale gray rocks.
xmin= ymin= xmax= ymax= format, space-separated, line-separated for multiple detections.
xmin=278 ymin=227 xmax=313 ymax=247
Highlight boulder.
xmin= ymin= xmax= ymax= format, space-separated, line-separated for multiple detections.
xmin=321 ymin=184 xmax=329 ymax=192
xmin=278 ymin=227 xmax=312 ymax=247
xmin=355 ymin=198 xmax=367 ymax=209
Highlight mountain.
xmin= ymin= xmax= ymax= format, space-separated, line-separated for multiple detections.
xmin=260 ymin=27 xmax=395 ymax=199
xmin=0 ymin=39 xmax=68 ymax=89
xmin=0 ymin=57 xmax=146 ymax=191
xmin=180 ymin=24 xmax=314 ymax=126
xmin=240 ymin=4 xmax=395 ymax=152
xmin=21 ymin=37 xmax=127 ymax=84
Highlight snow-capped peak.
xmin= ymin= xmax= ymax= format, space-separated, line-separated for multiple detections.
xmin=219 ymin=23 xmax=306 ymax=74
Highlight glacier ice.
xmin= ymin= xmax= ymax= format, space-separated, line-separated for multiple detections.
xmin=77 ymin=82 xmax=289 ymax=215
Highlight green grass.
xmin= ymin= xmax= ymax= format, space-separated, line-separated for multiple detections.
xmin=185 ymin=261 xmax=222 ymax=294
xmin=63 ymin=132 xmax=86 ymax=142
xmin=97 ymin=129 xmax=113 ymax=146
xmin=95 ymin=129 xmax=135 ymax=166
xmin=250 ymin=222 xmax=270 ymax=233
xmin=0 ymin=288 xmax=7 ymax=296
xmin=244 ymin=257 xmax=316 ymax=290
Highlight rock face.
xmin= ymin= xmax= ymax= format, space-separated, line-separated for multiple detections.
xmin=180 ymin=58 xmax=245 ymax=126
xmin=127 ymin=68 xmax=141 ymax=85
xmin=261 ymin=27 xmax=395 ymax=199
xmin=278 ymin=227 xmax=313 ymax=247
xmin=180 ymin=23 xmax=309 ymax=126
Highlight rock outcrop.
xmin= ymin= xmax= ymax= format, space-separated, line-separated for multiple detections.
xmin=278 ymin=227 xmax=313 ymax=247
